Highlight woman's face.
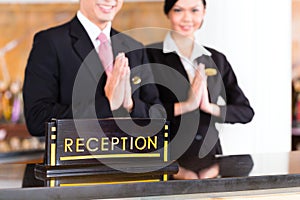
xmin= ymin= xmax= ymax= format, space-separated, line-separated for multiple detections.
xmin=168 ymin=0 xmax=206 ymax=38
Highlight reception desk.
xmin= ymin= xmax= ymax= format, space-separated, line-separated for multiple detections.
xmin=0 ymin=151 xmax=300 ymax=199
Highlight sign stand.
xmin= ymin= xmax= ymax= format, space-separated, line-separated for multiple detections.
xmin=35 ymin=118 xmax=178 ymax=187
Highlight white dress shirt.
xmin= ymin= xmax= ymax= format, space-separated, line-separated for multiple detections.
xmin=77 ymin=11 xmax=112 ymax=53
xmin=163 ymin=30 xmax=211 ymax=82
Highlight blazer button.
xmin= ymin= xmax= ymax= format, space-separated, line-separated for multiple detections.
xmin=195 ymin=135 xmax=202 ymax=141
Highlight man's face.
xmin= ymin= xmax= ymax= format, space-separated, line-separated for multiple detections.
xmin=80 ymin=0 xmax=123 ymax=29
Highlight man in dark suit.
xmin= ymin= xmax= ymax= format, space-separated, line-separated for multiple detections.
xmin=23 ymin=0 xmax=163 ymax=136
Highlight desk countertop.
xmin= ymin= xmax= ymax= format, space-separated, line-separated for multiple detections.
xmin=0 ymin=151 xmax=300 ymax=199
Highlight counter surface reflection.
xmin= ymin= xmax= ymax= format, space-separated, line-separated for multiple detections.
xmin=0 ymin=151 xmax=300 ymax=199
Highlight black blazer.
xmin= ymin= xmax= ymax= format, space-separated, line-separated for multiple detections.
xmin=23 ymin=17 xmax=163 ymax=136
xmin=146 ymin=42 xmax=254 ymax=171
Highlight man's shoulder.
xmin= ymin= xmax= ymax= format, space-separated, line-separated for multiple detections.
xmin=111 ymin=28 xmax=144 ymax=48
xmin=34 ymin=17 xmax=75 ymax=38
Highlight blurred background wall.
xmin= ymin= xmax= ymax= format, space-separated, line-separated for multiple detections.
xmin=198 ymin=0 xmax=291 ymax=155
xmin=0 ymin=0 xmax=297 ymax=155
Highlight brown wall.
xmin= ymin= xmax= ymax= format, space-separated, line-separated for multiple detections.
xmin=0 ymin=2 xmax=169 ymax=83
xmin=3 ymin=1 xmax=297 ymax=84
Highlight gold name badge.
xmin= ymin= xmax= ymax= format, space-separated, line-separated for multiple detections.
xmin=205 ymin=68 xmax=217 ymax=76
xmin=132 ymin=76 xmax=141 ymax=85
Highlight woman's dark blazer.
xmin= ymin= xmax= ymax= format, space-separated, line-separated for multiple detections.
xmin=23 ymin=16 xmax=162 ymax=136
xmin=146 ymin=42 xmax=254 ymax=171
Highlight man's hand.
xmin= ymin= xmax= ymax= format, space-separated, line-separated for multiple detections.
xmin=123 ymin=65 xmax=133 ymax=112
xmin=104 ymin=53 xmax=127 ymax=111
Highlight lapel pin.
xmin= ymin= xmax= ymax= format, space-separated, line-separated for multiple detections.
xmin=205 ymin=68 xmax=217 ymax=76
xmin=132 ymin=76 xmax=141 ymax=85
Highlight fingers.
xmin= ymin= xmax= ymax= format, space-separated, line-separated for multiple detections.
xmin=105 ymin=52 xmax=133 ymax=111
xmin=191 ymin=64 xmax=205 ymax=95
xmin=173 ymin=166 xmax=199 ymax=180
xmin=198 ymin=164 xmax=220 ymax=179
xmin=196 ymin=63 xmax=206 ymax=79
xmin=111 ymin=53 xmax=128 ymax=79
xmin=123 ymin=67 xmax=133 ymax=112
xmin=192 ymin=71 xmax=202 ymax=90
xmin=104 ymin=53 xmax=129 ymax=110
xmin=123 ymin=66 xmax=131 ymax=98
xmin=184 ymin=63 xmax=206 ymax=111
xmin=193 ymin=63 xmax=205 ymax=81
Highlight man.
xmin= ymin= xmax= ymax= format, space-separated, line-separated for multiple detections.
xmin=23 ymin=0 xmax=163 ymax=136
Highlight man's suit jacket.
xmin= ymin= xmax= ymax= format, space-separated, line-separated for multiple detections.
xmin=23 ymin=17 xmax=163 ymax=136
xmin=146 ymin=42 xmax=254 ymax=171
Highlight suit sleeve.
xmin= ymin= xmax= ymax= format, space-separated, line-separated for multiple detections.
xmin=217 ymin=55 xmax=254 ymax=124
xmin=129 ymin=48 xmax=166 ymax=119
xmin=144 ymin=47 xmax=177 ymax=121
xmin=23 ymin=32 xmax=72 ymax=136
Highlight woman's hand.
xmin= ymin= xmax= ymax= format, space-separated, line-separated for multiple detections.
xmin=173 ymin=166 xmax=199 ymax=180
xmin=173 ymin=164 xmax=220 ymax=180
xmin=198 ymin=163 xmax=220 ymax=179
xmin=199 ymin=82 xmax=221 ymax=117
xmin=174 ymin=64 xmax=205 ymax=116
xmin=199 ymin=81 xmax=211 ymax=113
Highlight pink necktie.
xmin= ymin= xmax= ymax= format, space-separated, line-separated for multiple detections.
xmin=98 ymin=33 xmax=113 ymax=73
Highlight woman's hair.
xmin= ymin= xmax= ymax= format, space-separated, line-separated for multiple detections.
xmin=164 ymin=0 xmax=206 ymax=15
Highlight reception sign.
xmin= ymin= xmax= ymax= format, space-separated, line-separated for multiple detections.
xmin=45 ymin=118 xmax=169 ymax=166
xmin=35 ymin=118 xmax=177 ymax=187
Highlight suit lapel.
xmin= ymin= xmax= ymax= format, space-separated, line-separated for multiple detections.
xmin=69 ymin=17 xmax=105 ymax=83
xmin=110 ymin=29 xmax=131 ymax=58
xmin=197 ymin=55 xmax=222 ymax=103
xmin=70 ymin=17 xmax=94 ymax=62
xmin=164 ymin=52 xmax=189 ymax=82
xmin=162 ymin=52 xmax=191 ymax=101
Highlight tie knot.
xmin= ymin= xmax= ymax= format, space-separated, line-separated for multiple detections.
xmin=98 ymin=33 xmax=108 ymax=43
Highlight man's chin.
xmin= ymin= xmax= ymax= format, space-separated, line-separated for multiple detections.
xmin=98 ymin=15 xmax=115 ymax=23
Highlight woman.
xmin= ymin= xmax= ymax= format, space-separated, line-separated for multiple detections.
xmin=146 ymin=0 xmax=254 ymax=179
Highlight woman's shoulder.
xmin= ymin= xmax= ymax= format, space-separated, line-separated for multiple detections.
xmin=203 ymin=46 xmax=234 ymax=75
xmin=204 ymin=46 xmax=226 ymax=59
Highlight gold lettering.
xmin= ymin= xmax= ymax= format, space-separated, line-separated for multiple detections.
xmin=148 ymin=136 xmax=157 ymax=149
xmin=86 ymin=138 xmax=99 ymax=152
xmin=120 ymin=137 xmax=127 ymax=150
xmin=130 ymin=137 xmax=134 ymax=150
xmin=63 ymin=135 xmax=158 ymax=154
xmin=64 ymin=138 xmax=73 ymax=152
xmin=135 ymin=136 xmax=147 ymax=150
xmin=76 ymin=138 xmax=85 ymax=152
xmin=101 ymin=137 xmax=109 ymax=151
xmin=111 ymin=137 xmax=119 ymax=150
